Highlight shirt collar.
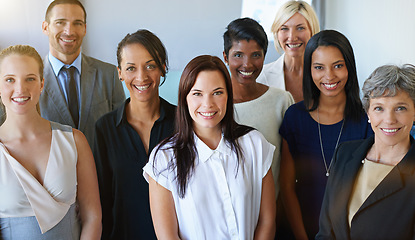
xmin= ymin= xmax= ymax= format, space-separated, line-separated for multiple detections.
xmin=195 ymin=133 xmax=232 ymax=163
xmin=116 ymin=97 xmax=168 ymax=127
xmin=48 ymin=52 xmax=82 ymax=75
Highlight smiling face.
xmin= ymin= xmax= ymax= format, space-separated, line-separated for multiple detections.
xmin=277 ymin=13 xmax=312 ymax=58
xmin=311 ymin=45 xmax=348 ymax=98
xmin=42 ymin=4 xmax=86 ymax=63
xmin=118 ymin=43 xmax=161 ymax=103
xmin=186 ymin=70 xmax=228 ymax=137
xmin=368 ymin=90 xmax=415 ymax=149
xmin=223 ymin=39 xmax=264 ymax=85
xmin=0 ymin=54 xmax=43 ymax=116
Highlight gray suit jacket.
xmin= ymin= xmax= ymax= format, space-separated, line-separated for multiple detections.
xmin=40 ymin=54 xmax=125 ymax=148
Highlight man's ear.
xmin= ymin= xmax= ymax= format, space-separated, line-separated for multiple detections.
xmin=42 ymin=21 xmax=49 ymax=35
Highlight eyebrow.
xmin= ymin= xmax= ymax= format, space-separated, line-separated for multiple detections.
xmin=281 ymin=23 xmax=306 ymax=27
xmin=312 ymin=60 xmax=345 ymax=65
xmin=125 ymin=59 xmax=154 ymax=65
xmin=191 ymin=87 xmax=225 ymax=92
xmin=54 ymin=18 xmax=85 ymax=23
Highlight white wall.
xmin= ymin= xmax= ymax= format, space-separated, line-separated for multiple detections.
xmin=325 ymin=0 xmax=415 ymax=87
xmin=1 ymin=0 xmax=414 ymax=103
xmin=0 ymin=0 xmax=247 ymax=104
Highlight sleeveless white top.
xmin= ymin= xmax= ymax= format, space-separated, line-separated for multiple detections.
xmin=0 ymin=122 xmax=77 ymax=233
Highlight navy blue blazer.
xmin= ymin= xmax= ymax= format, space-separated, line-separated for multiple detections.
xmin=316 ymin=136 xmax=415 ymax=240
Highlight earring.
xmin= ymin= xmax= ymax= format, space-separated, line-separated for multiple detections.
xmin=119 ymin=78 xmax=123 ymax=81
xmin=368 ymin=118 xmax=371 ymax=123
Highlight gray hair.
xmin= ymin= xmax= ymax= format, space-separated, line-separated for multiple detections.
xmin=362 ymin=64 xmax=415 ymax=112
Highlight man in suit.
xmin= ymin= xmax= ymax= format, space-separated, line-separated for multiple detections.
xmin=40 ymin=0 xmax=125 ymax=148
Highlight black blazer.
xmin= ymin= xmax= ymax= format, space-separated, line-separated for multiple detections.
xmin=316 ymin=136 xmax=415 ymax=240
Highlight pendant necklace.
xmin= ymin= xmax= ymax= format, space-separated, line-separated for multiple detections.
xmin=317 ymin=108 xmax=345 ymax=177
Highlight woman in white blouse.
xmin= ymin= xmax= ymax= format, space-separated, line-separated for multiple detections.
xmin=144 ymin=55 xmax=276 ymax=239
xmin=0 ymin=45 xmax=101 ymax=239
xmin=256 ymin=0 xmax=320 ymax=102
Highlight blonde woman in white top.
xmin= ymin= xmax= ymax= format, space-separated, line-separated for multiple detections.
xmin=0 ymin=45 xmax=101 ymax=239
xmin=257 ymin=0 xmax=320 ymax=102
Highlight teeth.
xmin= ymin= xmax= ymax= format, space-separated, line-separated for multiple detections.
xmin=135 ymin=84 xmax=150 ymax=91
xmin=288 ymin=43 xmax=302 ymax=48
xmin=200 ymin=112 xmax=215 ymax=117
xmin=239 ymin=71 xmax=253 ymax=76
xmin=61 ymin=39 xmax=74 ymax=43
xmin=382 ymin=128 xmax=398 ymax=133
xmin=13 ymin=97 xmax=29 ymax=102
xmin=323 ymin=82 xmax=338 ymax=88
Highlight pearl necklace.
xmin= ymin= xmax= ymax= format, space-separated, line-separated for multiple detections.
xmin=317 ymin=108 xmax=344 ymax=177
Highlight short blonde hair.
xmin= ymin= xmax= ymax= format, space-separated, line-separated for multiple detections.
xmin=271 ymin=0 xmax=320 ymax=52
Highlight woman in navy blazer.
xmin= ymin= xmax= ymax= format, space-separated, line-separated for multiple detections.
xmin=317 ymin=64 xmax=415 ymax=240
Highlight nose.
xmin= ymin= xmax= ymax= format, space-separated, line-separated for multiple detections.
xmin=202 ymin=95 xmax=214 ymax=108
xmin=384 ymin=110 xmax=397 ymax=124
xmin=325 ymin=68 xmax=335 ymax=81
xmin=136 ymin=67 xmax=148 ymax=81
xmin=15 ymin=80 xmax=26 ymax=93
xmin=288 ymin=29 xmax=297 ymax=41
xmin=242 ymin=56 xmax=252 ymax=67
xmin=63 ymin=22 xmax=73 ymax=35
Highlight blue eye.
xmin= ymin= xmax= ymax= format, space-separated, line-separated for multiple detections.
xmin=396 ymin=106 xmax=407 ymax=111
xmin=5 ymin=78 xmax=14 ymax=83
xmin=298 ymin=27 xmax=305 ymax=30
xmin=374 ymin=106 xmax=383 ymax=111
xmin=233 ymin=53 xmax=241 ymax=58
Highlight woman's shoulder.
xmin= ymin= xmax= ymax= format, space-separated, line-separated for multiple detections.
xmin=95 ymin=103 xmax=124 ymax=129
xmin=50 ymin=121 xmax=73 ymax=133
xmin=285 ymin=101 xmax=308 ymax=116
xmin=160 ymin=97 xmax=177 ymax=116
xmin=238 ymin=129 xmax=268 ymax=145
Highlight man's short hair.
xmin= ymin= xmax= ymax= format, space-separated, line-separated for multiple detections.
xmin=45 ymin=0 xmax=87 ymax=23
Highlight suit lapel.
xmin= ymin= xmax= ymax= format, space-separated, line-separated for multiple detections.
xmin=42 ymin=57 xmax=75 ymax=126
xmin=334 ymin=137 xmax=374 ymax=236
xmin=355 ymin=139 xmax=415 ymax=217
xmin=78 ymin=54 xmax=97 ymax=132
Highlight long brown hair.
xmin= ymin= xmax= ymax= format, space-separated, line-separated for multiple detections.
xmin=155 ymin=55 xmax=253 ymax=198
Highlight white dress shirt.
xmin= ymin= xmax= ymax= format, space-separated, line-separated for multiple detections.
xmin=143 ymin=130 xmax=274 ymax=240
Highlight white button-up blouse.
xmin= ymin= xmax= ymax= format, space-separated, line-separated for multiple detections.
xmin=144 ymin=130 xmax=274 ymax=240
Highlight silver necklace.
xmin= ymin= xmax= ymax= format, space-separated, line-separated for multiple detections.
xmin=317 ymin=108 xmax=344 ymax=177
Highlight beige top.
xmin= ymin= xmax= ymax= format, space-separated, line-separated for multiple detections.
xmin=0 ymin=122 xmax=77 ymax=233
xmin=348 ymin=158 xmax=394 ymax=227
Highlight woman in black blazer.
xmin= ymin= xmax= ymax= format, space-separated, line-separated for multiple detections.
xmin=317 ymin=64 xmax=415 ymax=240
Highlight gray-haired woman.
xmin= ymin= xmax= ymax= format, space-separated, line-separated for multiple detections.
xmin=317 ymin=64 xmax=415 ymax=239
